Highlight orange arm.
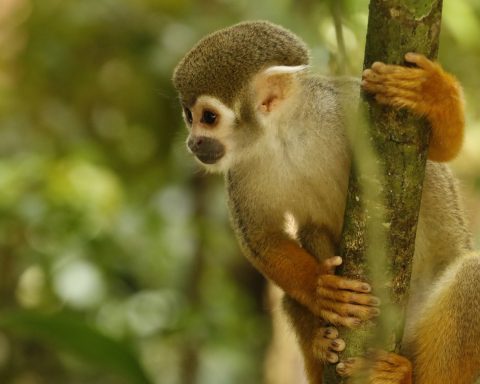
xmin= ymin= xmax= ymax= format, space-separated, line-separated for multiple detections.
xmin=249 ymin=238 xmax=322 ymax=308
xmin=226 ymin=172 xmax=378 ymax=327
xmin=403 ymin=53 xmax=464 ymax=162
xmin=244 ymin=236 xmax=377 ymax=327
xmin=362 ymin=52 xmax=465 ymax=162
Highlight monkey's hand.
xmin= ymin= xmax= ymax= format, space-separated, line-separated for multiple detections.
xmin=308 ymin=257 xmax=380 ymax=364
xmin=336 ymin=350 xmax=413 ymax=384
xmin=311 ymin=256 xmax=380 ymax=328
xmin=362 ymin=52 xmax=464 ymax=162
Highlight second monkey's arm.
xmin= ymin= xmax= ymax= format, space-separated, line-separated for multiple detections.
xmin=362 ymin=52 xmax=465 ymax=162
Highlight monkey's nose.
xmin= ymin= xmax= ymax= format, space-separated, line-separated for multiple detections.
xmin=187 ymin=136 xmax=204 ymax=153
xmin=186 ymin=136 xmax=225 ymax=164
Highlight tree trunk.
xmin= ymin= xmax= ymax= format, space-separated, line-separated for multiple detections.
xmin=323 ymin=0 xmax=443 ymax=382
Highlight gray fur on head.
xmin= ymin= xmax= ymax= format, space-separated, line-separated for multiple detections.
xmin=172 ymin=20 xmax=310 ymax=107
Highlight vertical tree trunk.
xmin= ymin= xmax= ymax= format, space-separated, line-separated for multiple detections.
xmin=323 ymin=0 xmax=443 ymax=382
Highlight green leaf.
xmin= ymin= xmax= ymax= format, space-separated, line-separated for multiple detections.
xmin=0 ymin=310 xmax=152 ymax=384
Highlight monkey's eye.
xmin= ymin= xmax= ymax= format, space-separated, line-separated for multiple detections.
xmin=202 ymin=110 xmax=217 ymax=125
xmin=184 ymin=108 xmax=193 ymax=124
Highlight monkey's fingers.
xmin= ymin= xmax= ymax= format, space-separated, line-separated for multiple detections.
xmin=369 ymin=61 xmax=423 ymax=76
xmin=362 ymin=67 xmax=425 ymax=96
xmin=312 ymin=326 xmax=345 ymax=363
xmin=363 ymin=77 xmax=422 ymax=93
xmin=316 ymin=276 xmax=380 ymax=325
xmin=363 ymin=67 xmax=425 ymax=84
xmin=370 ymin=62 xmax=401 ymax=74
xmin=362 ymin=81 xmax=420 ymax=102
xmin=316 ymin=296 xmax=380 ymax=322
xmin=405 ymin=52 xmax=437 ymax=71
xmin=316 ymin=284 xmax=379 ymax=306
xmin=318 ymin=274 xmax=372 ymax=294
xmin=369 ymin=60 xmax=432 ymax=83
xmin=316 ymin=309 xmax=362 ymax=328
xmin=362 ymin=72 xmax=424 ymax=113
xmin=366 ymin=54 xmax=439 ymax=84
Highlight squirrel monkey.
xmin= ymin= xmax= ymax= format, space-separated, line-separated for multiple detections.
xmin=173 ymin=21 xmax=479 ymax=383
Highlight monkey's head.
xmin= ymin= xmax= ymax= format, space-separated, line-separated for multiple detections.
xmin=173 ymin=20 xmax=310 ymax=173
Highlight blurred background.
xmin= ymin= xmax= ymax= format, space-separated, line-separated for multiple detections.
xmin=0 ymin=0 xmax=479 ymax=383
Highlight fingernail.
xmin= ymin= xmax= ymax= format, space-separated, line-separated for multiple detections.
xmin=371 ymin=308 xmax=380 ymax=316
xmin=362 ymin=284 xmax=371 ymax=292
xmin=331 ymin=341 xmax=339 ymax=348
xmin=370 ymin=298 xmax=380 ymax=305
xmin=327 ymin=353 xmax=339 ymax=363
xmin=337 ymin=362 xmax=345 ymax=371
xmin=325 ymin=328 xmax=332 ymax=336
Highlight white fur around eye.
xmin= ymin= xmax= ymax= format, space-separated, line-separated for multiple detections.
xmin=190 ymin=95 xmax=236 ymax=174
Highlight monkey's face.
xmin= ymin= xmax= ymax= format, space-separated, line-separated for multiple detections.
xmin=180 ymin=65 xmax=309 ymax=173
xmin=183 ymin=95 xmax=237 ymax=173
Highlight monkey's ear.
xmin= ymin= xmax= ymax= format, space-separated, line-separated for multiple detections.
xmin=253 ymin=65 xmax=308 ymax=114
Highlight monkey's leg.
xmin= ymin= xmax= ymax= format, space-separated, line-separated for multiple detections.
xmin=336 ymin=253 xmax=480 ymax=384
xmin=336 ymin=351 xmax=412 ymax=384
xmin=406 ymin=252 xmax=480 ymax=384
xmin=362 ymin=52 xmax=464 ymax=162
xmin=283 ymin=296 xmax=345 ymax=383
xmin=283 ymin=296 xmax=324 ymax=383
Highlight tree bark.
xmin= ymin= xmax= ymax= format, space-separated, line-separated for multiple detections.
xmin=323 ymin=0 xmax=443 ymax=382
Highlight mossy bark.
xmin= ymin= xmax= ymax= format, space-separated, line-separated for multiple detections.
xmin=323 ymin=0 xmax=443 ymax=382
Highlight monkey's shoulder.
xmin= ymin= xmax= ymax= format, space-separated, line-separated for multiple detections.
xmin=301 ymin=74 xmax=360 ymax=97
xmin=297 ymin=74 xmax=361 ymax=118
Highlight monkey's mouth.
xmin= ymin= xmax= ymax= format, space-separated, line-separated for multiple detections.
xmin=195 ymin=150 xmax=225 ymax=164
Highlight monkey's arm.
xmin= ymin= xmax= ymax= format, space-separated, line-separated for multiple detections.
xmin=362 ymin=53 xmax=464 ymax=162
xmin=226 ymin=181 xmax=379 ymax=328
xmin=249 ymin=236 xmax=379 ymax=327
xmin=249 ymin=236 xmax=376 ymax=324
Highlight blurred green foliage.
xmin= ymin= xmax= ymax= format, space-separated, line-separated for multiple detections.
xmin=0 ymin=0 xmax=479 ymax=383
